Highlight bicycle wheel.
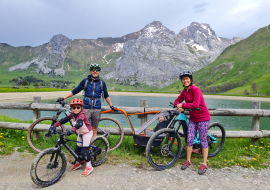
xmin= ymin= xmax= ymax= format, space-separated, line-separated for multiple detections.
xmin=146 ymin=128 xmax=182 ymax=170
xmin=207 ymin=122 xmax=226 ymax=158
xmin=90 ymin=136 xmax=109 ymax=167
xmin=27 ymin=117 xmax=65 ymax=153
xmin=178 ymin=133 xmax=187 ymax=158
xmin=98 ymin=117 xmax=124 ymax=151
xmin=30 ymin=148 xmax=67 ymax=187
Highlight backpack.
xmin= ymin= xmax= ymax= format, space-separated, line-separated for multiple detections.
xmin=83 ymin=78 xmax=104 ymax=102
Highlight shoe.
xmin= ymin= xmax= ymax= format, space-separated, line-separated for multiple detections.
xmin=181 ymin=160 xmax=191 ymax=170
xmin=198 ymin=164 xmax=208 ymax=175
xmin=81 ymin=160 xmax=86 ymax=164
xmin=70 ymin=163 xmax=82 ymax=170
xmin=82 ymin=166 xmax=93 ymax=177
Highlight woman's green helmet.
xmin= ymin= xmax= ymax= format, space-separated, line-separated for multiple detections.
xmin=89 ymin=63 xmax=101 ymax=71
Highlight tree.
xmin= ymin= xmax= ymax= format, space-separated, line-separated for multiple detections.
xmin=22 ymin=81 xmax=28 ymax=86
xmin=252 ymin=82 xmax=257 ymax=92
xmin=33 ymin=82 xmax=39 ymax=88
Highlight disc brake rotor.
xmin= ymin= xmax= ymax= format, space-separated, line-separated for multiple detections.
xmin=161 ymin=144 xmax=170 ymax=156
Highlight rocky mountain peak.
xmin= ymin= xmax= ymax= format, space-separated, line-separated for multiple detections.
xmin=46 ymin=34 xmax=72 ymax=54
xmin=178 ymin=22 xmax=221 ymax=51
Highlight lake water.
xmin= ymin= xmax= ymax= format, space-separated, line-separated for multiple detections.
xmin=1 ymin=94 xmax=270 ymax=130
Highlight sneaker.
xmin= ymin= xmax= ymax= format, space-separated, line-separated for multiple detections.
xmin=198 ymin=164 xmax=208 ymax=175
xmin=70 ymin=163 xmax=82 ymax=171
xmin=82 ymin=166 xmax=93 ymax=177
xmin=181 ymin=160 xmax=191 ymax=170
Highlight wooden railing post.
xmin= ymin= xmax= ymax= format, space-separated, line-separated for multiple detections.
xmin=251 ymin=101 xmax=261 ymax=145
xmin=138 ymin=100 xmax=148 ymax=133
xmin=33 ymin=97 xmax=41 ymax=139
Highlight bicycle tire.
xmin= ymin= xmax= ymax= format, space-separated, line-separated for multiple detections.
xmin=27 ymin=117 xmax=65 ymax=153
xmin=207 ymin=122 xmax=226 ymax=158
xmin=90 ymin=136 xmax=109 ymax=167
xmin=98 ymin=117 xmax=124 ymax=151
xmin=30 ymin=148 xmax=67 ymax=187
xmin=178 ymin=133 xmax=187 ymax=158
xmin=146 ymin=128 xmax=182 ymax=170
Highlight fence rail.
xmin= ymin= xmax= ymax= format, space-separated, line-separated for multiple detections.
xmin=0 ymin=98 xmax=269 ymax=144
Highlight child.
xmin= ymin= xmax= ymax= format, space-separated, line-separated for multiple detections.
xmin=50 ymin=98 xmax=93 ymax=177
xmin=146 ymin=116 xmax=167 ymax=136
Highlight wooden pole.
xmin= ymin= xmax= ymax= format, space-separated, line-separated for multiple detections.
xmin=33 ymin=97 xmax=41 ymax=139
xmin=138 ymin=100 xmax=148 ymax=133
xmin=251 ymin=101 xmax=261 ymax=145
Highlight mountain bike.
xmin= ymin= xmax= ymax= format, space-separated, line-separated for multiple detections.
xmin=30 ymin=128 xmax=109 ymax=187
xmin=146 ymin=104 xmax=226 ymax=170
xmin=27 ymin=100 xmax=124 ymax=152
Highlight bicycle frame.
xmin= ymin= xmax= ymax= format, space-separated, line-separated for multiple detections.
xmin=101 ymin=108 xmax=160 ymax=135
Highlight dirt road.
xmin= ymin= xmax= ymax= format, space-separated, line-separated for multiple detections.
xmin=0 ymin=151 xmax=270 ymax=190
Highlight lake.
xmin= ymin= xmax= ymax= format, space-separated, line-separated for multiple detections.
xmin=1 ymin=94 xmax=270 ymax=130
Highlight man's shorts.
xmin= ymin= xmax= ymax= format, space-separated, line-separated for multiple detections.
xmin=84 ymin=109 xmax=101 ymax=127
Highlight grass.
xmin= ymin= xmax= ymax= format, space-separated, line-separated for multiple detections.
xmin=1 ymin=115 xmax=270 ymax=169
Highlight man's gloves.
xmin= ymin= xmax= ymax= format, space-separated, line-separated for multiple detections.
xmin=110 ymin=106 xmax=117 ymax=111
xmin=57 ymin=97 xmax=64 ymax=102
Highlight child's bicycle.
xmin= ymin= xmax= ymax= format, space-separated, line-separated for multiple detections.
xmin=30 ymin=128 xmax=109 ymax=187
xmin=27 ymin=100 xmax=124 ymax=152
xmin=145 ymin=103 xmax=226 ymax=170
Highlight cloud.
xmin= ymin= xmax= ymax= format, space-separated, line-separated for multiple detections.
xmin=193 ymin=2 xmax=210 ymax=13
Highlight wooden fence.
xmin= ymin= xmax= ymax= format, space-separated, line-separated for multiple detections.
xmin=0 ymin=97 xmax=270 ymax=144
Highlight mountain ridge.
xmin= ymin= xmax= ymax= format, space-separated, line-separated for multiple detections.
xmin=0 ymin=21 xmax=243 ymax=88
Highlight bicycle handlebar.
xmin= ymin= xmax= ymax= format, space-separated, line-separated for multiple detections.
xmin=170 ymin=102 xmax=201 ymax=112
xmin=56 ymin=100 xmax=67 ymax=107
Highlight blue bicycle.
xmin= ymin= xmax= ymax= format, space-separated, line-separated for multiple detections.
xmin=146 ymin=104 xmax=226 ymax=170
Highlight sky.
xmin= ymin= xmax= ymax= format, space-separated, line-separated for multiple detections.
xmin=1 ymin=0 xmax=270 ymax=47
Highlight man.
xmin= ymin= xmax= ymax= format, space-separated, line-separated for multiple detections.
xmin=58 ymin=63 xmax=116 ymax=138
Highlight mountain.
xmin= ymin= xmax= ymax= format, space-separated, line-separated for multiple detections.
xmin=178 ymin=22 xmax=243 ymax=65
xmin=102 ymin=21 xmax=242 ymax=87
xmin=161 ymin=24 xmax=270 ymax=94
xmin=0 ymin=21 xmax=243 ymax=88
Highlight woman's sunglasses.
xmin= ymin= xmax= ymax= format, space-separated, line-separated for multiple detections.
xmin=90 ymin=68 xmax=100 ymax=72
xmin=72 ymin=106 xmax=81 ymax=110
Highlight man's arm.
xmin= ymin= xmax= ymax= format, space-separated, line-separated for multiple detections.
xmin=105 ymin=97 xmax=113 ymax=107
xmin=64 ymin=91 xmax=74 ymax=100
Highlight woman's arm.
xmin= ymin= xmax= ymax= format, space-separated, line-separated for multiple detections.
xmin=174 ymin=92 xmax=185 ymax=107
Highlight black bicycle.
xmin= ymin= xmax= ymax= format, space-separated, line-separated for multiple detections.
xmin=30 ymin=129 xmax=109 ymax=187
xmin=146 ymin=103 xmax=226 ymax=170
xmin=27 ymin=100 xmax=123 ymax=152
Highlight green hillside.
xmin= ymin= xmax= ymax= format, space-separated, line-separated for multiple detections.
xmin=162 ymin=24 xmax=270 ymax=94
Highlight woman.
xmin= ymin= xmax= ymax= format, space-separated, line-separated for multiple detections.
xmin=174 ymin=70 xmax=210 ymax=175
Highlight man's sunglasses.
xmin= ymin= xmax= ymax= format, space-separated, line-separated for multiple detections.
xmin=90 ymin=68 xmax=100 ymax=72
xmin=72 ymin=106 xmax=81 ymax=110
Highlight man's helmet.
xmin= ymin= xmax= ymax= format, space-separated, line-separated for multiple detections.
xmin=89 ymin=63 xmax=101 ymax=71
xmin=70 ymin=98 xmax=84 ymax=107
xmin=179 ymin=70 xmax=193 ymax=79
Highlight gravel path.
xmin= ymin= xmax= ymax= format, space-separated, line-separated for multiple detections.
xmin=0 ymin=151 xmax=270 ymax=190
